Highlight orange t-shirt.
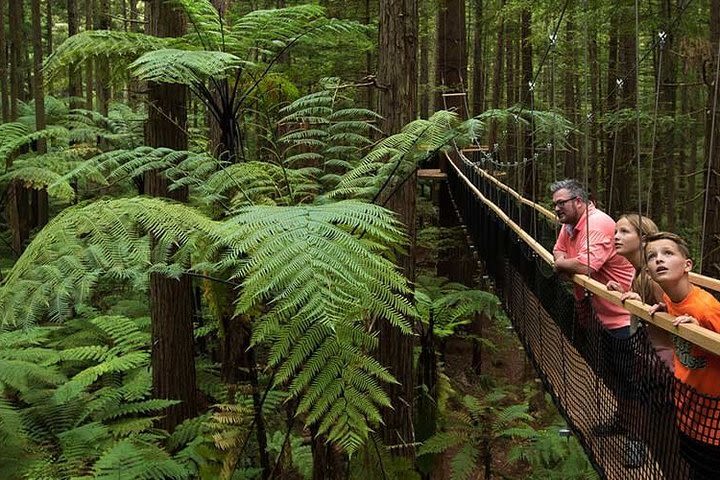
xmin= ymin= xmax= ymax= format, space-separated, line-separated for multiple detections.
xmin=664 ymin=285 xmax=720 ymax=444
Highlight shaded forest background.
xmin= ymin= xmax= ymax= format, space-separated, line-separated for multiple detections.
xmin=0 ymin=0 xmax=718 ymax=478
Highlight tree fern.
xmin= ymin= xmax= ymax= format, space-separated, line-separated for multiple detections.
xmin=418 ymin=390 xmax=535 ymax=480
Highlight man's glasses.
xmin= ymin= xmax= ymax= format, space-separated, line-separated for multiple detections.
xmin=553 ymin=196 xmax=577 ymax=208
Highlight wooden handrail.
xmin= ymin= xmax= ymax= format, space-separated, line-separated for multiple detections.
xmin=459 ymin=149 xmax=557 ymax=221
xmin=449 ymin=155 xmax=720 ymax=356
xmin=456 ymin=150 xmax=720 ymax=294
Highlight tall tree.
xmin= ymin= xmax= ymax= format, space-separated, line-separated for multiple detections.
xmin=144 ymin=0 xmax=199 ymax=432
xmin=67 ymin=0 xmax=83 ymax=108
xmin=520 ymin=6 xmax=533 ymax=197
xmin=563 ymin=17 xmax=578 ymax=180
xmin=45 ymin=0 xmax=53 ymax=54
xmin=85 ymin=0 xmax=94 ymax=110
xmin=489 ymin=0 xmax=505 ymax=147
xmin=95 ymin=0 xmax=111 ymax=116
xmin=0 ymin=0 xmax=8 ymax=122
xmin=377 ymin=0 xmax=418 ymax=457
xmin=435 ymin=0 xmax=466 ymax=115
xmin=8 ymin=0 xmax=26 ymax=119
xmin=471 ymin=0 xmax=485 ymax=116
xmin=31 ymin=0 xmax=49 ymax=231
xmin=702 ymin=0 xmax=720 ymax=278
xmin=654 ymin=2 xmax=678 ymax=231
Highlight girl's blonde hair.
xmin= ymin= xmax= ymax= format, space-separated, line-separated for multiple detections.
xmin=619 ymin=214 xmax=661 ymax=305
xmin=618 ymin=213 xmax=659 ymax=239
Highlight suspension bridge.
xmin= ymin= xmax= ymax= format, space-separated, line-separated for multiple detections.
xmin=435 ymin=148 xmax=720 ymax=479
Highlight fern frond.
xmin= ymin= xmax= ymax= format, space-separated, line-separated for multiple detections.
xmin=0 ymin=127 xmax=69 ymax=168
xmin=130 ymin=49 xmax=243 ymax=85
xmin=45 ymin=31 xmax=174 ymax=83
xmin=92 ymin=439 xmax=192 ymax=480
xmin=418 ymin=432 xmax=465 ymax=457
xmin=450 ymin=443 xmax=479 ymax=480
xmin=0 ymin=167 xmax=75 ymax=201
xmin=169 ymin=0 xmax=223 ymax=49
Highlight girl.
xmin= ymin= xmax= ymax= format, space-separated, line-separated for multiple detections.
xmin=607 ymin=214 xmax=674 ymax=370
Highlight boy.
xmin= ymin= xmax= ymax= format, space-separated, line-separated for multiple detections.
xmin=645 ymin=232 xmax=720 ymax=479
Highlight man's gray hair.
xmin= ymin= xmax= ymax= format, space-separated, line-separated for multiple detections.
xmin=549 ymin=179 xmax=588 ymax=202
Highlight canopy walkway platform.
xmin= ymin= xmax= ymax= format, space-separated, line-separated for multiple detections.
xmin=446 ymin=149 xmax=720 ymax=479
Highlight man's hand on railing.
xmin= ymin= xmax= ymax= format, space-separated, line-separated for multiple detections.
xmin=606 ymin=280 xmax=624 ymax=293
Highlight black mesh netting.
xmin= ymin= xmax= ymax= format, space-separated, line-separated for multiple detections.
xmin=447 ymin=154 xmax=720 ymax=480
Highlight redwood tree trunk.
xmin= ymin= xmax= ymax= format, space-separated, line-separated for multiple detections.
xmin=85 ymin=0 xmax=94 ymax=110
xmin=471 ymin=0 xmax=484 ymax=116
xmin=0 ymin=1 xmax=8 ymax=122
xmin=31 ymin=0 xmax=49 ymax=231
xmin=144 ymin=0 xmax=198 ymax=432
xmin=8 ymin=0 xmax=26 ymax=119
xmin=702 ymin=0 xmax=720 ymax=278
xmin=377 ymin=0 xmax=418 ymax=457
xmin=68 ymin=0 xmax=83 ymax=108
xmin=95 ymin=0 xmax=111 ymax=116
xmin=489 ymin=0 xmax=505 ymax=147
xmin=435 ymin=0 xmax=467 ymax=115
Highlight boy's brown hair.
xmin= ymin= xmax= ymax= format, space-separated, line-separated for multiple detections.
xmin=643 ymin=231 xmax=692 ymax=260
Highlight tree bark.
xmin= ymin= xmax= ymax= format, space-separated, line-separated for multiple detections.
xmin=702 ymin=0 xmax=720 ymax=278
xmin=520 ymin=7 xmax=534 ymax=197
xmin=377 ymin=0 xmax=417 ymax=457
xmin=419 ymin=0 xmax=429 ymax=118
xmin=68 ymin=0 xmax=83 ymax=108
xmin=0 ymin=0 xmax=8 ymax=122
xmin=144 ymin=0 xmax=198 ymax=433
xmin=31 ymin=0 xmax=49 ymax=231
xmin=489 ymin=0 xmax=505 ymax=147
xmin=85 ymin=0 xmax=94 ymax=110
xmin=471 ymin=0 xmax=484 ymax=116
xmin=604 ymin=11 xmax=619 ymax=208
xmin=563 ymin=18 xmax=578 ymax=180
xmin=45 ymin=0 xmax=53 ymax=54
xmin=435 ymin=0 xmax=466 ymax=115
xmin=8 ymin=0 xmax=26 ymax=119
xmin=655 ymin=0 xmax=677 ymax=230
xmin=504 ymin=13 xmax=515 ymax=165
xmin=95 ymin=0 xmax=111 ymax=116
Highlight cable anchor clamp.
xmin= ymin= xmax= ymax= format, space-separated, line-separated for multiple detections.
xmin=616 ymin=78 xmax=624 ymax=91
xmin=658 ymin=31 xmax=667 ymax=48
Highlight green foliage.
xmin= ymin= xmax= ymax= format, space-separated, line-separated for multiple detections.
xmin=508 ymin=424 xmax=599 ymax=479
xmin=349 ymin=434 xmax=421 ymax=480
xmin=44 ymin=31 xmax=175 ymax=84
xmin=418 ymin=390 xmax=535 ymax=480
xmin=0 ymin=194 xmax=414 ymax=455
xmin=332 ymin=111 xmax=479 ymax=200
xmin=415 ymin=275 xmax=501 ymax=338
xmin=130 ymin=49 xmax=244 ymax=85
xmin=278 ymin=84 xmax=382 ymax=190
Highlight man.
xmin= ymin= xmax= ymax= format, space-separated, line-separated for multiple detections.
xmin=551 ymin=179 xmax=639 ymax=459
xmin=551 ymin=179 xmax=634 ymax=335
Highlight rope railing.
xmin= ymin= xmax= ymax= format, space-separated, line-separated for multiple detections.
xmin=447 ymin=150 xmax=720 ymax=479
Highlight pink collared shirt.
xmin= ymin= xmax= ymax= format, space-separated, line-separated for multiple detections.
xmin=554 ymin=204 xmax=634 ymax=330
